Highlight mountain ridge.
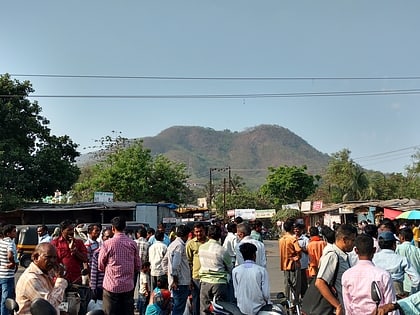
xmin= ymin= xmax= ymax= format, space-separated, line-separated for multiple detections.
xmin=139 ymin=124 xmax=330 ymax=188
xmin=77 ymin=124 xmax=330 ymax=189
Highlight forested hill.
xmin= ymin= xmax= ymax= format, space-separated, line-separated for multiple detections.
xmin=139 ymin=124 xmax=330 ymax=188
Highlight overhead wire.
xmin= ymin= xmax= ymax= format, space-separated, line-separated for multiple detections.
xmin=3 ymin=88 xmax=420 ymax=99
xmin=9 ymin=73 xmax=420 ymax=81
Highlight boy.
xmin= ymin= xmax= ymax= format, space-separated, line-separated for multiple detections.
xmin=137 ymin=262 xmax=151 ymax=315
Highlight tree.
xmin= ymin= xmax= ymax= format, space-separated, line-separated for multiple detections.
xmin=405 ymin=150 xmax=420 ymax=198
xmin=73 ymin=140 xmax=190 ymax=204
xmin=0 ymin=74 xmax=80 ymax=210
xmin=259 ymin=165 xmax=318 ymax=208
xmin=322 ymin=149 xmax=369 ymax=202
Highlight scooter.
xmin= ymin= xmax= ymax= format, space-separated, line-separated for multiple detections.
xmin=210 ymin=293 xmax=288 ymax=315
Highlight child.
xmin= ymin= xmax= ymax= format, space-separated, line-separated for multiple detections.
xmin=137 ymin=261 xmax=151 ymax=315
xmin=145 ymin=288 xmax=172 ymax=315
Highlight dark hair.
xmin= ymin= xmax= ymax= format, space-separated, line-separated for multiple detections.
xmin=295 ymin=223 xmax=305 ymax=230
xmin=364 ymin=224 xmax=378 ymax=239
xmin=354 ymin=234 xmax=374 ymax=256
xmin=111 ymin=216 xmax=126 ymax=232
xmin=309 ymin=226 xmax=319 ymax=237
xmin=193 ymin=222 xmax=205 ymax=230
xmin=283 ymin=219 xmax=295 ymax=233
xmin=378 ymin=238 xmax=395 ymax=250
xmin=227 ymin=223 xmax=237 ymax=233
xmin=147 ymin=228 xmax=155 ymax=235
xmin=60 ymin=220 xmax=74 ymax=231
xmin=88 ymin=223 xmax=102 ymax=233
xmin=399 ymin=228 xmax=414 ymax=242
xmin=37 ymin=225 xmax=48 ymax=232
xmin=379 ymin=219 xmax=397 ymax=234
xmin=336 ymin=224 xmax=357 ymax=241
xmin=176 ymin=224 xmax=191 ymax=237
xmin=155 ymin=230 xmax=165 ymax=242
xmin=321 ymin=225 xmax=335 ymax=244
xmin=234 ymin=216 xmax=243 ymax=224
xmin=2 ymin=224 xmax=16 ymax=236
xmin=239 ymin=242 xmax=257 ymax=261
xmin=138 ymin=227 xmax=147 ymax=238
xmin=207 ymin=225 xmax=221 ymax=240
xmin=254 ymin=220 xmax=263 ymax=228
xmin=142 ymin=261 xmax=151 ymax=268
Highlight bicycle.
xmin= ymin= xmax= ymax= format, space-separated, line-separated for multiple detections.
xmin=285 ymin=271 xmax=302 ymax=315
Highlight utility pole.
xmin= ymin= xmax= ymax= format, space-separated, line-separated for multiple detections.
xmin=208 ymin=167 xmax=230 ymax=211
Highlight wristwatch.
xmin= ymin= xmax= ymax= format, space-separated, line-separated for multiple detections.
xmin=392 ymin=302 xmax=401 ymax=311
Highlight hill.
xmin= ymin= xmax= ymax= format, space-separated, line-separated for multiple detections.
xmin=140 ymin=124 xmax=330 ymax=189
xmin=77 ymin=124 xmax=330 ymax=189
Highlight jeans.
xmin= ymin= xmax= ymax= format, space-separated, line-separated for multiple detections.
xmin=191 ymin=278 xmax=201 ymax=315
xmin=103 ymin=288 xmax=135 ymax=315
xmin=171 ymin=285 xmax=190 ymax=315
xmin=0 ymin=277 xmax=15 ymax=315
xmin=136 ymin=293 xmax=148 ymax=315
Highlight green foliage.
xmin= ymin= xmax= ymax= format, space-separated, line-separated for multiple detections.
xmin=259 ymin=165 xmax=318 ymax=208
xmin=73 ymin=140 xmax=190 ymax=204
xmin=322 ymin=149 xmax=369 ymax=202
xmin=0 ymin=74 xmax=80 ymax=210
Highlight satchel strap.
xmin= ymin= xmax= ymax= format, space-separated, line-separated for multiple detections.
xmin=329 ymin=252 xmax=340 ymax=287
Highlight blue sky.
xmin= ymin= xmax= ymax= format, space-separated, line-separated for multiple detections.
xmin=1 ymin=1 xmax=419 ymax=174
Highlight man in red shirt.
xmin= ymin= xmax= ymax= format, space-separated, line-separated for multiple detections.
xmin=51 ymin=220 xmax=88 ymax=284
xmin=307 ymin=226 xmax=327 ymax=279
xmin=51 ymin=220 xmax=88 ymax=315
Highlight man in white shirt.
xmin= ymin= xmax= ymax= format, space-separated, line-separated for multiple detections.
xmin=232 ymin=242 xmax=271 ymax=315
xmin=37 ymin=225 xmax=52 ymax=244
xmin=223 ymin=222 xmax=238 ymax=302
xmin=235 ymin=223 xmax=266 ymax=267
xmin=148 ymin=230 xmax=168 ymax=289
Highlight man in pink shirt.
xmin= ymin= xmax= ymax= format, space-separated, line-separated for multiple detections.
xmin=99 ymin=216 xmax=141 ymax=315
xmin=342 ymin=234 xmax=398 ymax=315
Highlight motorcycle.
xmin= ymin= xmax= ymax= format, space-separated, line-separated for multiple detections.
xmin=209 ymin=293 xmax=289 ymax=315
xmin=5 ymin=297 xmax=104 ymax=315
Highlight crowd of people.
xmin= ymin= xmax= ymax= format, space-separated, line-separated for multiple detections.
xmin=279 ymin=218 xmax=420 ymax=315
xmin=2 ymin=216 xmax=420 ymax=315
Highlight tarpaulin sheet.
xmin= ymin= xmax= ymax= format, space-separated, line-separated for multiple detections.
xmin=384 ymin=208 xmax=403 ymax=220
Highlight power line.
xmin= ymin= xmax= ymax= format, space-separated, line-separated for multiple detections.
xmin=9 ymin=73 xmax=420 ymax=81
xmin=3 ymin=88 xmax=420 ymax=99
xmin=353 ymin=145 xmax=419 ymax=161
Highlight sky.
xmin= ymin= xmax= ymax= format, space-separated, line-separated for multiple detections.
xmin=1 ymin=1 xmax=420 ymax=174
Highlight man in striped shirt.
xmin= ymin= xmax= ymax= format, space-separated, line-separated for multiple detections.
xmin=0 ymin=224 xmax=18 ymax=315
xmin=198 ymin=224 xmax=232 ymax=314
xmin=90 ymin=227 xmax=113 ymax=303
xmin=99 ymin=217 xmax=141 ymax=315
xmin=16 ymin=243 xmax=67 ymax=315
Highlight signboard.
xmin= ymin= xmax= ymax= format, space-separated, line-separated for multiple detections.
xmin=300 ymin=201 xmax=311 ymax=212
xmin=94 ymin=192 xmax=114 ymax=203
xmin=282 ymin=203 xmax=299 ymax=210
xmin=162 ymin=217 xmax=177 ymax=223
xmin=234 ymin=209 xmax=256 ymax=220
xmin=255 ymin=209 xmax=276 ymax=218
xmin=339 ymin=207 xmax=353 ymax=214
xmin=312 ymin=200 xmax=323 ymax=211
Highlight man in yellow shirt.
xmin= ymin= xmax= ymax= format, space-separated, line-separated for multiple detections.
xmin=279 ymin=219 xmax=302 ymax=305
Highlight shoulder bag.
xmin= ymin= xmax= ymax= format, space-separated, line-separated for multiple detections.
xmin=301 ymin=252 xmax=339 ymax=315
